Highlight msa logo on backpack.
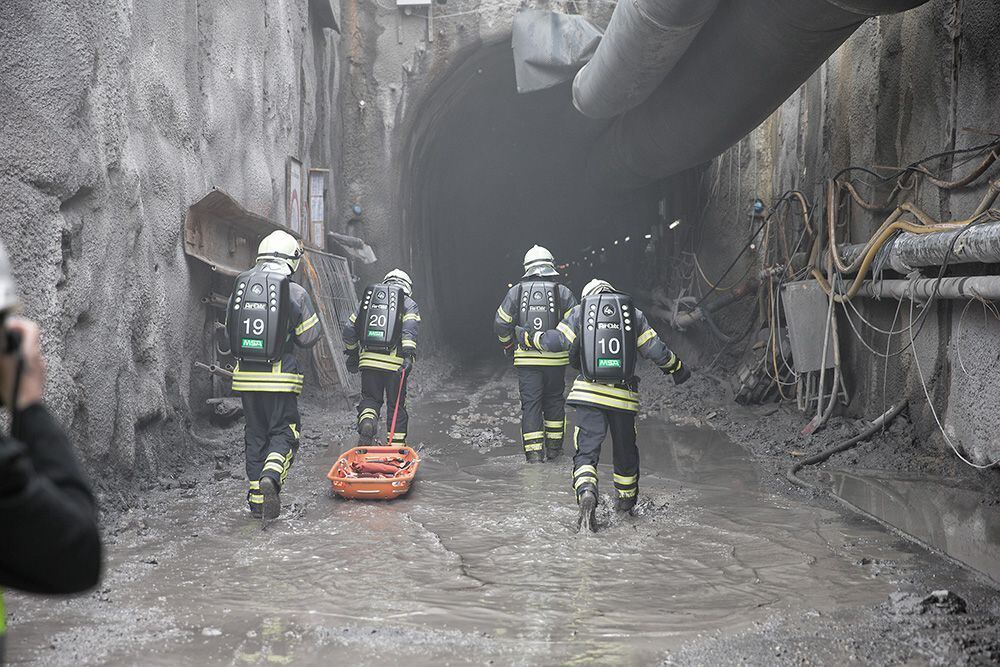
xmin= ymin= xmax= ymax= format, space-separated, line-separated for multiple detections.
xmin=581 ymin=293 xmax=637 ymax=383
xmin=359 ymin=283 xmax=403 ymax=351
xmin=227 ymin=265 xmax=291 ymax=363
xmin=518 ymin=281 xmax=560 ymax=333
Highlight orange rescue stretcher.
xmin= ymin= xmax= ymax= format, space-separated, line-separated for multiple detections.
xmin=327 ymin=445 xmax=420 ymax=499
xmin=326 ymin=367 xmax=420 ymax=500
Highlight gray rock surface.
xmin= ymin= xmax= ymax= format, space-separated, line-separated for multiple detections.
xmin=0 ymin=0 xmax=341 ymax=478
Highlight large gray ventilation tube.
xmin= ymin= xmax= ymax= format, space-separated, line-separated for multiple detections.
xmin=586 ymin=0 xmax=931 ymax=191
xmin=572 ymin=0 xmax=721 ymax=119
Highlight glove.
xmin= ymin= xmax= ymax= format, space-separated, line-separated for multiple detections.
xmin=671 ymin=364 xmax=692 ymax=386
xmin=514 ymin=325 xmax=534 ymax=350
xmin=344 ymin=349 xmax=359 ymax=374
xmin=398 ymin=354 xmax=414 ymax=376
xmin=502 ymin=342 xmax=515 ymax=360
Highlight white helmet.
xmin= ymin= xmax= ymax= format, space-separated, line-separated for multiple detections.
xmin=582 ymin=278 xmax=615 ymax=298
xmin=257 ymin=230 xmax=304 ymax=273
xmin=522 ymin=245 xmax=559 ymax=278
xmin=384 ymin=268 xmax=413 ymax=296
xmin=0 ymin=240 xmax=19 ymax=313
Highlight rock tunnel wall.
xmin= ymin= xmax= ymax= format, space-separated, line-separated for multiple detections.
xmin=687 ymin=0 xmax=1000 ymax=466
xmin=0 ymin=0 xmax=341 ymax=481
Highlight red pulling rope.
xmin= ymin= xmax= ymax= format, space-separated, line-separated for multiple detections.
xmin=387 ymin=367 xmax=406 ymax=446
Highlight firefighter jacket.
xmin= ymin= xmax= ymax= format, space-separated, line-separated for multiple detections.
xmin=231 ymin=267 xmax=323 ymax=395
xmin=531 ymin=304 xmax=683 ymax=413
xmin=494 ymin=280 xmax=578 ymax=367
xmin=1 ymin=404 xmax=102 ymax=658
xmin=342 ymin=296 xmax=420 ymax=372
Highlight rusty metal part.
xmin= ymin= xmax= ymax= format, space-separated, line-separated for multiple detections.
xmin=184 ymin=188 xmax=288 ymax=276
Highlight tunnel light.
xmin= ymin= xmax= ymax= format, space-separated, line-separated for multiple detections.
xmin=669 ymin=219 xmax=682 ymax=230
xmin=750 ymin=244 xmax=756 ymax=251
xmin=644 ymin=234 xmax=652 ymax=240
xmin=600 ymin=247 xmax=605 ymax=252
xmin=507 ymin=283 xmax=513 ymax=288
xmin=614 ymin=240 xmax=619 ymax=245
xmin=624 ymin=236 xmax=631 ymax=242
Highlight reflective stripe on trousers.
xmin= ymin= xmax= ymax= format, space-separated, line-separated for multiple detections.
xmin=571 ymin=403 xmax=640 ymax=499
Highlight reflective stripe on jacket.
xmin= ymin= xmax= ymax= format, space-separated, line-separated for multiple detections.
xmin=493 ymin=281 xmax=578 ymax=367
xmin=342 ymin=295 xmax=420 ymax=371
xmin=537 ymin=303 xmax=680 ymax=413
xmin=230 ymin=279 xmax=322 ymax=394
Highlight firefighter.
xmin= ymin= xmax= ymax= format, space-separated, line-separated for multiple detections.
xmin=494 ymin=246 xmax=578 ymax=463
xmin=229 ymin=230 xmax=322 ymax=523
xmin=516 ymin=279 xmax=690 ymax=532
xmin=342 ymin=269 xmax=419 ymax=446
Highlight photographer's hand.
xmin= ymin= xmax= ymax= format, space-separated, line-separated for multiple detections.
xmin=0 ymin=318 xmax=46 ymax=410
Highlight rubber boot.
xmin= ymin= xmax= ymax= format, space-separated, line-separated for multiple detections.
xmin=358 ymin=417 xmax=376 ymax=447
xmin=614 ymin=495 xmax=637 ymax=514
xmin=249 ymin=499 xmax=262 ymax=519
xmin=577 ymin=489 xmax=597 ymax=533
xmin=259 ymin=476 xmax=281 ymax=527
xmin=525 ymin=450 xmax=544 ymax=464
xmin=545 ymin=445 xmax=562 ymax=461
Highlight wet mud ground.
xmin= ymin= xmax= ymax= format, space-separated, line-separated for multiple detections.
xmin=7 ymin=361 xmax=1000 ymax=665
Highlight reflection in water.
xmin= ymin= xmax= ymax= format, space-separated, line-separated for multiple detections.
xmin=8 ymin=370 xmax=938 ymax=665
xmin=823 ymin=469 xmax=1000 ymax=585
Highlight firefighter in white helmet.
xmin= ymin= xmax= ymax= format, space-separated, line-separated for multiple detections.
xmin=494 ymin=246 xmax=578 ymax=463
xmin=342 ymin=269 xmax=420 ymax=446
xmin=228 ymin=230 xmax=322 ymax=523
xmin=517 ymin=278 xmax=690 ymax=531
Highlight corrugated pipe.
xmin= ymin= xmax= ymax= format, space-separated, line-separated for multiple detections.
xmin=839 ymin=220 xmax=1000 ymax=275
xmin=571 ymin=0 xmax=720 ymax=119
xmin=586 ymin=0 xmax=930 ymax=191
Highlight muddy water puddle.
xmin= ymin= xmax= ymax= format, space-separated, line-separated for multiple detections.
xmin=820 ymin=469 xmax=1000 ymax=586
xmin=8 ymin=369 xmax=936 ymax=665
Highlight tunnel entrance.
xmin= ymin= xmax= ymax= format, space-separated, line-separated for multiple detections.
xmin=402 ymin=42 xmax=656 ymax=356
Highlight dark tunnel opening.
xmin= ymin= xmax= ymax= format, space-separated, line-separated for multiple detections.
xmin=403 ymin=42 xmax=663 ymax=357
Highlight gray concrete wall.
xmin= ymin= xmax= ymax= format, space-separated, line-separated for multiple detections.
xmin=0 ymin=0 xmax=341 ymax=478
xmin=697 ymin=0 xmax=1000 ymax=465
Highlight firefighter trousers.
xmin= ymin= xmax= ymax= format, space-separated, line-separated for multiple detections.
xmin=570 ymin=404 xmax=638 ymax=501
xmin=242 ymin=392 xmax=301 ymax=508
xmin=357 ymin=368 xmax=409 ymax=444
xmin=516 ymin=365 xmax=567 ymax=454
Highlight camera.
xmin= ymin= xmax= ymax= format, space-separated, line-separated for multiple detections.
xmin=0 ymin=312 xmax=20 ymax=356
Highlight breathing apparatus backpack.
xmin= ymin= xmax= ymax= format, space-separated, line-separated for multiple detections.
xmin=579 ymin=292 xmax=638 ymax=384
xmin=517 ymin=280 xmax=561 ymax=341
xmin=227 ymin=264 xmax=292 ymax=364
xmin=358 ymin=283 xmax=404 ymax=351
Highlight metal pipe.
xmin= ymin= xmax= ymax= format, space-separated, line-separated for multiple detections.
xmin=571 ymin=0 xmax=720 ymax=119
xmin=839 ymin=219 xmax=1000 ymax=274
xmin=201 ymin=293 xmax=230 ymax=309
xmin=670 ymin=278 xmax=758 ymax=329
xmin=858 ymin=276 xmax=1000 ymax=300
xmin=586 ymin=0 xmax=930 ymax=191
xmin=195 ymin=361 xmax=234 ymax=379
